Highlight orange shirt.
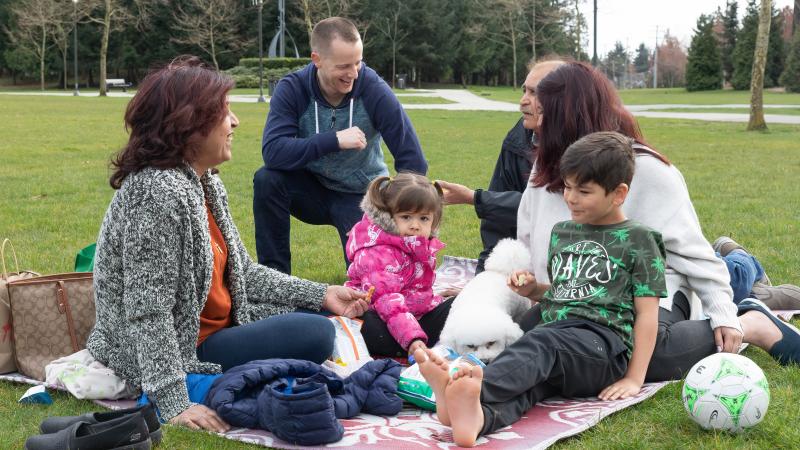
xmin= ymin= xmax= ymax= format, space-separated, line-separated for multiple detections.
xmin=198 ymin=205 xmax=233 ymax=346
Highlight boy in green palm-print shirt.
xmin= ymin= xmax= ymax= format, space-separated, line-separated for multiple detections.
xmin=511 ymin=131 xmax=666 ymax=401
xmin=411 ymin=131 xmax=669 ymax=448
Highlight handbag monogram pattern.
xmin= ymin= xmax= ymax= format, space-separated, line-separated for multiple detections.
xmin=8 ymin=273 xmax=95 ymax=381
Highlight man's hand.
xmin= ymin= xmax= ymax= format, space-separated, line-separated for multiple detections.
xmin=323 ymin=285 xmax=370 ymax=318
xmin=436 ymin=180 xmax=475 ymax=205
xmin=598 ymin=377 xmax=643 ymax=401
xmin=714 ymin=325 xmax=744 ymax=354
xmin=336 ymin=126 xmax=367 ymax=150
xmin=169 ymin=404 xmax=230 ymax=433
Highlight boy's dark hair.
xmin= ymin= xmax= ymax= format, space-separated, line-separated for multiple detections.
xmin=559 ymin=131 xmax=635 ymax=193
xmin=365 ymin=172 xmax=444 ymax=232
xmin=311 ymin=17 xmax=360 ymax=54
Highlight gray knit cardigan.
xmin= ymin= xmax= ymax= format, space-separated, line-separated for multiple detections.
xmin=87 ymin=165 xmax=328 ymax=420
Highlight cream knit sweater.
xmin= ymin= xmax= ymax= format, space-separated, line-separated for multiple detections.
xmin=518 ymin=152 xmax=741 ymax=333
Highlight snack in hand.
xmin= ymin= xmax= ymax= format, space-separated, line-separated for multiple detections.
xmin=516 ymin=274 xmax=527 ymax=287
xmin=365 ymin=286 xmax=376 ymax=303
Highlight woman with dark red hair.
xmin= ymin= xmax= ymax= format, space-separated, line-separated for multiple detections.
xmin=412 ymin=61 xmax=800 ymax=447
xmin=87 ymin=56 xmax=369 ymax=431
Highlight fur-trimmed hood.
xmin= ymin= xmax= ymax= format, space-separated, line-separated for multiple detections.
xmin=359 ymin=193 xmax=440 ymax=237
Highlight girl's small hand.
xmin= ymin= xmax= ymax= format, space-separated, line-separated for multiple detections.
xmin=408 ymin=339 xmax=427 ymax=356
xmin=598 ymin=377 xmax=643 ymax=401
xmin=323 ymin=286 xmax=370 ymax=318
xmin=507 ymin=270 xmax=537 ymax=297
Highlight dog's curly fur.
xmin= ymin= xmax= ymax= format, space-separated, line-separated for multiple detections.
xmin=438 ymin=238 xmax=532 ymax=363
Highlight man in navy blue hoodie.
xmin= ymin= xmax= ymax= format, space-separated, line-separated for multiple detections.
xmin=253 ymin=17 xmax=427 ymax=274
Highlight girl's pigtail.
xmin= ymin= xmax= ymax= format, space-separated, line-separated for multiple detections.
xmin=366 ymin=175 xmax=392 ymax=213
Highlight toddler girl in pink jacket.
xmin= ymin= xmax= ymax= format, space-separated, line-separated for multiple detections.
xmin=345 ymin=172 xmax=445 ymax=356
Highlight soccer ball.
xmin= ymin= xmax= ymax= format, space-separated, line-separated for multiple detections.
xmin=682 ymin=353 xmax=769 ymax=432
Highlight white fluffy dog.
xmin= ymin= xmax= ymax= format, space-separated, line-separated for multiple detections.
xmin=438 ymin=238 xmax=532 ymax=363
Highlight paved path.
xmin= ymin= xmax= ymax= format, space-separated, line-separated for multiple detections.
xmin=3 ymin=90 xmax=799 ymax=124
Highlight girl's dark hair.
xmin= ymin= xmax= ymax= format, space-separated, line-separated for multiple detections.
xmin=365 ymin=172 xmax=444 ymax=232
xmin=109 ymin=55 xmax=234 ymax=189
xmin=533 ymin=61 xmax=668 ymax=192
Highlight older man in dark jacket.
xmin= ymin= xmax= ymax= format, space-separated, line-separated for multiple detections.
xmin=438 ymin=59 xmax=563 ymax=273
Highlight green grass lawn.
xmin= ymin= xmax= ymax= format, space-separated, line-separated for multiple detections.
xmin=469 ymin=85 xmax=800 ymax=106
xmin=656 ymin=107 xmax=800 ymax=116
xmin=1 ymin=95 xmax=799 ymax=449
xmin=396 ymin=95 xmax=456 ymax=104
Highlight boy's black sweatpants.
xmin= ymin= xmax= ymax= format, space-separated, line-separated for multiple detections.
xmin=479 ymin=319 xmax=629 ymax=436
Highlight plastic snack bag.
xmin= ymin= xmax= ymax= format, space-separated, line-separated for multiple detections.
xmin=327 ymin=316 xmax=372 ymax=377
xmin=397 ymin=345 xmax=486 ymax=410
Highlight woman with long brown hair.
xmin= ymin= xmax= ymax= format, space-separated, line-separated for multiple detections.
xmin=413 ymin=61 xmax=800 ymax=447
xmin=87 ymin=56 xmax=369 ymax=432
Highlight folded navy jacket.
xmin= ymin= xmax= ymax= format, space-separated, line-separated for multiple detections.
xmin=204 ymin=359 xmax=402 ymax=445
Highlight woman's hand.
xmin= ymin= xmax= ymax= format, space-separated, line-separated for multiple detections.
xmin=598 ymin=377 xmax=643 ymax=401
xmin=714 ymin=325 xmax=744 ymax=354
xmin=507 ymin=270 xmax=538 ymax=298
xmin=169 ymin=404 xmax=230 ymax=433
xmin=323 ymin=286 xmax=370 ymax=318
xmin=436 ymin=180 xmax=475 ymax=205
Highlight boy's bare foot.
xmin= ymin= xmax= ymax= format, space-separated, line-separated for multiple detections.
xmin=413 ymin=348 xmax=452 ymax=426
xmin=446 ymin=364 xmax=485 ymax=448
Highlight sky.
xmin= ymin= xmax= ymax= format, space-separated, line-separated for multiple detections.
xmin=578 ymin=0 xmax=794 ymax=57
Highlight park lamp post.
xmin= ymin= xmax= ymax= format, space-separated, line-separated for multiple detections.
xmin=252 ymin=0 xmax=266 ymax=103
xmin=72 ymin=0 xmax=79 ymax=96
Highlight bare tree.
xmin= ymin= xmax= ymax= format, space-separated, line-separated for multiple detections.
xmin=748 ymin=0 xmax=773 ymax=131
xmin=83 ymin=0 xmax=148 ymax=96
xmin=375 ymin=1 xmax=409 ymax=87
xmin=5 ymin=0 xmax=59 ymax=91
xmin=172 ymin=0 xmax=247 ymax=70
xmin=292 ymin=0 xmax=372 ymax=49
xmin=480 ymin=0 xmax=526 ymax=87
xmin=52 ymin=2 xmax=78 ymax=90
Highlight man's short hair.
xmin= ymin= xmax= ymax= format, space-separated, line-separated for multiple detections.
xmin=559 ymin=131 xmax=636 ymax=193
xmin=311 ymin=17 xmax=360 ymax=54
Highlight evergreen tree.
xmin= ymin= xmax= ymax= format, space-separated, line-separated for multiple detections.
xmin=633 ymin=43 xmax=649 ymax=73
xmin=731 ymin=1 xmax=759 ymax=90
xmin=686 ymin=14 xmax=722 ymax=91
xmin=780 ymin=29 xmax=800 ymax=92
xmin=603 ymin=41 xmax=629 ymax=85
xmin=765 ymin=6 xmax=786 ymax=87
xmin=720 ymin=0 xmax=738 ymax=83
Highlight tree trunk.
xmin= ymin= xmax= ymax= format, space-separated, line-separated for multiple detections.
xmin=510 ymin=18 xmax=518 ymax=88
xmin=531 ymin=2 xmax=536 ymax=61
xmin=99 ymin=0 xmax=112 ymax=96
xmin=39 ymin=27 xmax=46 ymax=91
xmin=210 ymin=27 xmax=219 ymax=70
xmin=391 ymin=40 xmax=396 ymax=88
xmin=63 ymin=48 xmax=68 ymax=90
xmin=748 ymin=0 xmax=772 ymax=131
xmin=794 ymin=0 xmax=799 ymax=35
xmin=302 ymin=0 xmax=313 ymax=46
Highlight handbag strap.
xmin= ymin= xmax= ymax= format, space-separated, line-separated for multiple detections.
xmin=55 ymin=280 xmax=80 ymax=352
xmin=1 ymin=238 xmax=21 ymax=281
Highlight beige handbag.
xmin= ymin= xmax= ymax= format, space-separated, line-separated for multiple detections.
xmin=7 ymin=271 xmax=95 ymax=380
xmin=0 ymin=239 xmax=38 ymax=374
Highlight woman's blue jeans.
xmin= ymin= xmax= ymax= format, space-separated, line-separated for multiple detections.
xmin=196 ymin=312 xmax=335 ymax=371
xmin=720 ymin=249 xmax=766 ymax=304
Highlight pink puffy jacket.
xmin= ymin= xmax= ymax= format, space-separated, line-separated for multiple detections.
xmin=345 ymin=214 xmax=445 ymax=350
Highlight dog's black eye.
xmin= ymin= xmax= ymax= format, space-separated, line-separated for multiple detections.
xmin=487 ymin=341 xmax=496 ymax=347
xmin=467 ymin=345 xmax=478 ymax=351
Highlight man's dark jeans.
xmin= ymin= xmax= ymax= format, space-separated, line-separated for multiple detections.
xmin=253 ymin=167 xmax=363 ymax=274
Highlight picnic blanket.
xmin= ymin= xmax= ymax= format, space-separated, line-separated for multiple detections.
xmin=2 ymin=255 xmax=798 ymax=449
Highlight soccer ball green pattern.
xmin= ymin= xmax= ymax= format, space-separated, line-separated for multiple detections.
xmin=682 ymin=353 xmax=769 ymax=432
